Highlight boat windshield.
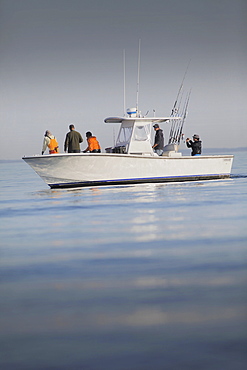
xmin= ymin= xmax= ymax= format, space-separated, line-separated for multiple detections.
xmin=116 ymin=126 xmax=133 ymax=145
xmin=133 ymin=125 xmax=150 ymax=141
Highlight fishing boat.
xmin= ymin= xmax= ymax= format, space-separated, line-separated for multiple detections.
xmin=22 ymin=106 xmax=233 ymax=189
xmin=22 ymin=45 xmax=233 ymax=188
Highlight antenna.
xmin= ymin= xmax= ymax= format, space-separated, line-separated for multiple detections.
xmin=123 ymin=49 xmax=126 ymax=116
xmin=136 ymin=39 xmax=141 ymax=115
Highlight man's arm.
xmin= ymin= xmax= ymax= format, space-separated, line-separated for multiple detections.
xmin=64 ymin=133 xmax=68 ymax=152
xmin=186 ymin=139 xmax=192 ymax=148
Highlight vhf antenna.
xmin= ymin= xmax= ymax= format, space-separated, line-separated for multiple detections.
xmin=123 ymin=49 xmax=126 ymax=116
xmin=136 ymin=39 xmax=141 ymax=116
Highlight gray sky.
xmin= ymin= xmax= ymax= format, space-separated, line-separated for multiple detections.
xmin=1 ymin=0 xmax=246 ymax=159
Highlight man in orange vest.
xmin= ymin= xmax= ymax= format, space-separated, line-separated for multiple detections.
xmin=83 ymin=132 xmax=101 ymax=153
xmin=42 ymin=130 xmax=59 ymax=154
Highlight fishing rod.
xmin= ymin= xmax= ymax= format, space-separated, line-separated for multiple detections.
xmin=169 ymin=118 xmax=179 ymax=144
xmin=169 ymin=81 xmax=184 ymax=143
xmin=169 ymin=92 xmax=184 ymax=144
xmin=172 ymin=90 xmax=191 ymax=144
xmin=177 ymin=89 xmax=191 ymax=144
xmin=170 ymin=59 xmax=191 ymax=117
xmin=168 ymin=60 xmax=191 ymax=144
xmin=172 ymin=90 xmax=187 ymax=143
xmin=171 ymin=90 xmax=191 ymax=145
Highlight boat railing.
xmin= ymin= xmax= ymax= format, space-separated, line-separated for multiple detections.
xmin=105 ymin=146 xmax=127 ymax=154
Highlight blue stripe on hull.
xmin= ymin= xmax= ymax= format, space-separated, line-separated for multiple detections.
xmin=49 ymin=173 xmax=231 ymax=189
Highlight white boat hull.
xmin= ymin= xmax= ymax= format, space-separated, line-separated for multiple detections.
xmin=22 ymin=153 xmax=234 ymax=189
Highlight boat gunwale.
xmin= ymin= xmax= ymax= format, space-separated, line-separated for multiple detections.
xmin=22 ymin=153 xmax=234 ymax=160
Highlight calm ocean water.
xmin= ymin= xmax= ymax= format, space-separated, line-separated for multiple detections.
xmin=0 ymin=149 xmax=247 ymax=370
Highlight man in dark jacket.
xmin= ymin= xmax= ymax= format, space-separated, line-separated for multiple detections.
xmin=64 ymin=124 xmax=83 ymax=153
xmin=186 ymin=134 xmax=202 ymax=156
xmin=152 ymin=124 xmax=164 ymax=156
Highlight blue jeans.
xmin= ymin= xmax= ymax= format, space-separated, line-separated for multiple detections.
xmin=154 ymin=149 xmax=163 ymax=156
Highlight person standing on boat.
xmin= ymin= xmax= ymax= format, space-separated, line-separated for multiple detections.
xmin=152 ymin=124 xmax=164 ymax=156
xmin=42 ymin=130 xmax=59 ymax=155
xmin=186 ymin=134 xmax=202 ymax=156
xmin=64 ymin=124 xmax=83 ymax=153
xmin=83 ymin=131 xmax=101 ymax=153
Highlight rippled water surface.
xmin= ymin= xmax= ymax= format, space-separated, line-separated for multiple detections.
xmin=0 ymin=150 xmax=247 ymax=369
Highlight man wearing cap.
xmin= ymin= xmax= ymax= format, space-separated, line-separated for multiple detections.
xmin=42 ymin=130 xmax=59 ymax=155
xmin=186 ymin=134 xmax=202 ymax=156
xmin=152 ymin=124 xmax=164 ymax=156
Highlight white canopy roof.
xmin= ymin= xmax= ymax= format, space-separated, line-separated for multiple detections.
xmin=104 ymin=116 xmax=181 ymax=124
